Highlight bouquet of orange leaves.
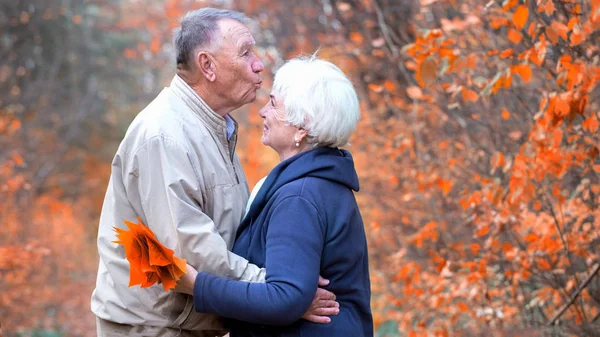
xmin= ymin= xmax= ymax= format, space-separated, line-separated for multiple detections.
xmin=113 ymin=218 xmax=187 ymax=292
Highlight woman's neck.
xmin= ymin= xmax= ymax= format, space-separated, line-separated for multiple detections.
xmin=278 ymin=144 xmax=310 ymax=162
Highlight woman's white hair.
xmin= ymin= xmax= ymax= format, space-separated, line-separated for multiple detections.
xmin=273 ymin=55 xmax=360 ymax=148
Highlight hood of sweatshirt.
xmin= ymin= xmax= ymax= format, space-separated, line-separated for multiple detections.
xmin=243 ymin=147 xmax=359 ymax=226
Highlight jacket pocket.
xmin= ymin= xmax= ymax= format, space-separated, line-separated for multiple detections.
xmin=174 ymin=296 xmax=226 ymax=332
xmin=172 ymin=295 xmax=194 ymax=326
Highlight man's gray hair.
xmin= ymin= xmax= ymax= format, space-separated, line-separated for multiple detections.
xmin=173 ymin=8 xmax=250 ymax=68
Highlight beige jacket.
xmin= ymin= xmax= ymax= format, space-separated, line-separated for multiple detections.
xmin=91 ymin=75 xmax=266 ymax=336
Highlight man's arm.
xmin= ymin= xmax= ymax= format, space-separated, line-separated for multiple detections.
xmin=132 ymin=136 xmax=338 ymax=322
xmin=129 ymin=135 xmax=264 ymax=282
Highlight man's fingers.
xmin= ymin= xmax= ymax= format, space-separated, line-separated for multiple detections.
xmin=303 ymin=281 xmax=338 ymax=324
xmin=313 ymin=299 xmax=339 ymax=309
xmin=303 ymin=314 xmax=331 ymax=324
xmin=315 ymin=287 xmax=336 ymax=301
xmin=311 ymin=306 xmax=340 ymax=316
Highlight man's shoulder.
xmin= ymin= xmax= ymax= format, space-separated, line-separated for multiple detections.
xmin=120 ymin=111 xmax=176 ymax=152
xmin=121 ymin=89 xmax=209 ymax=151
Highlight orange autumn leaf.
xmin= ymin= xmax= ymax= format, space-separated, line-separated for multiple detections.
xmin=417 ymin=58 xmax=437 ymax=87
xmin=570 ymin=31 xmax=584 ymax=46
xmin=501 ymin=108 xmax=511 ymax=120
xmin=500 ymin=48 xmax=513 ymax=59
xmin=582 ymin=115 xmax=599 ymax=133
xmin=542 ymin=0 xmax=555 ymax=16
xmin=537 ymin=258 xmax=551 ymax=271
xmin=123 ymin=48 xmax=137 ymax=59
xmin=511 ymin=64 xmax=532 ymax=83
xmin=407 ymin=86 xmax=423 ymax=99
xmin=491 ymin=151 xmax=505 ymax=169
xmin=150 ymin=36 xmax=161 ymax=54
xmin=503 ymin=0 xmax=518 ymax=12
xmin=11 ymin=151 xmax=25 ymax=167
xmin=476 ymin=225 xmax=490 ymax=237
xmin=507 ymin=29 xmax=522 ymax=44
xmin=384 ymin=81 xmax=396 ymax=92
xmin=368 ymin=83 xmax=384 ymax=93
xmin=350 ymin=32 xmax=364 ymax=44
xmin=546 ymin=25 xmax=559 ymax=45
xmin=551 ymin=21 xmax=569 ymax=40
xmin=512 ymin=5 xmax=529 ymax=30
xmin=467 ymin=54 xmax=478 ymax=69
xmin=113 ymin=218 xmax=187 ymax=292
xmin=462 ymin=89 xmax=478 ymax=102
xmin=554 ymin=97 xmax=570 ymax=116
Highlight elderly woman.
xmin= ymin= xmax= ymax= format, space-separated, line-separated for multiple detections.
xmin=176 ymin=56 xmax=373 ymax=336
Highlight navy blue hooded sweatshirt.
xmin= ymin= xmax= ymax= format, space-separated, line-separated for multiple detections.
xmin=193 ymin=147 xmax=373 ymax=337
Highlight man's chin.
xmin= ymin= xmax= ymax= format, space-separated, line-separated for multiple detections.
xmin=247 ymin=92 xmax=258 ymax=103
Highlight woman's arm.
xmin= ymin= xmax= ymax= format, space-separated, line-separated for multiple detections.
xmin=191 ymin=196 xmax=325 ymax=326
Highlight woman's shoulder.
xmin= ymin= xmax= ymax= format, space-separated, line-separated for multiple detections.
xmin=273 ymin=176 xmax=352 ymax=205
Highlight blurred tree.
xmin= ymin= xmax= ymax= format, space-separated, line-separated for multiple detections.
xmin=3 ymin=0 xmax=599 ymax=336
xmin=0 ymin=0 xmax=164 ymax=335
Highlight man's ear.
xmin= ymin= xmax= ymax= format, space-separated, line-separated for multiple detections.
xmin=197 ymin=51 xmax=216 ymax=82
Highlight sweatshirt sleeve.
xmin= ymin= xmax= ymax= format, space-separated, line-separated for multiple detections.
xmin=129 ymin=135 xmax=265 ymax=282
xmin=193 ymin=195 xmax=325 ymax=325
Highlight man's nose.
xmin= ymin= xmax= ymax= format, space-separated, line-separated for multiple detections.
xmin=252 ymin=57 xmax=265 ymax=73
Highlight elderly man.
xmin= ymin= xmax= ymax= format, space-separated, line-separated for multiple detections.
xmin=91 ymin=8 xmax=337 ymax=337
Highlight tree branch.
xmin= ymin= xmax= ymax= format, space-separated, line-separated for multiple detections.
xmin=548 ymin=263 xmax=600 ymax=326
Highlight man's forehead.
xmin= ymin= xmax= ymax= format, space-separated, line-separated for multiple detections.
xmin=218 ymin=19 xmax=253 ymax=40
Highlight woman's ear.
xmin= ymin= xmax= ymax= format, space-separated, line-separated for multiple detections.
xmin=295 ymin=128 xmax=309 ymax=143
xmin=196 ymin=51 xmax=216 ymax=82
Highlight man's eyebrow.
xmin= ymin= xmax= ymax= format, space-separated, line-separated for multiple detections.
xmin=240 ymin=40 xmax=255 ymax=49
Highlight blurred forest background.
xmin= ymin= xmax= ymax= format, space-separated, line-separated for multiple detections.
xmin=1 ymin=0 xmax=599 ymax=336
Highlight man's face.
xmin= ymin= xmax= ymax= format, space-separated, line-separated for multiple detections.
xmin=212 ymin=19 xmax=264 ymax=110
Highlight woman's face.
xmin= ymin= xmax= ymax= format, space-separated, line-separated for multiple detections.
xmin=259 ymin=93 xmax=303 ymax=161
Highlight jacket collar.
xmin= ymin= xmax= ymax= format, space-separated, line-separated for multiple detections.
xmin=170 ymin=75 xmax=234 ymax=139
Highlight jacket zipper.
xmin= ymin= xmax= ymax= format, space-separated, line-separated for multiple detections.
xmin=229 ymin=128 xmax=240 ymax=184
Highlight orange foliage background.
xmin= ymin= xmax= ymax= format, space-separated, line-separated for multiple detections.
xmin=2 ymin=0 xmax=599 ymax=336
